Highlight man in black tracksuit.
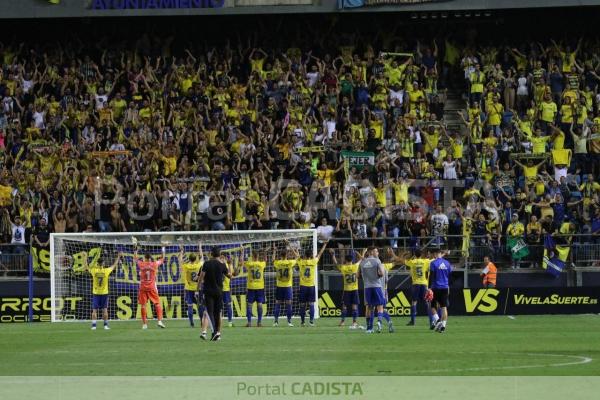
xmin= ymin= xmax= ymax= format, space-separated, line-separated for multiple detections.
xmin=197 ymin=247 xmax=231 ymax=341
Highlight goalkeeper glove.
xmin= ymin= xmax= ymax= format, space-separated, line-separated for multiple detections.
xmin=425 ymin=289 xmax=434 ymax=302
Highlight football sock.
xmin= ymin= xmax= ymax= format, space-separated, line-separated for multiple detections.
xmin=352 ymin=309 xmax=358 ymax=322
xmin=300 ymin=304 xmax=306 ymax=324
xmin=257 ymin=304 xmax=263 ymax=322
xmin=309 ymin=304 xmax=315 ymax=322
xmin=432 ymin=313 xmax=440 ymax=324
xmin=340 ymin=308 xmax=346 ymax=322
xmin=187 ymin=305 xmax=194 ymax=325
xmin=141 ymin=307 xmax=148 ymax=324
xmin=226 ymin=303 xmax=233 ymax=322
xmin=427 ymin=304 xmax=434 ymax=325
xmin=156 ymin=304 xmax=163 ymax=321
xmin=246 ymin=304 xmax=252 ymax=323
xmin=273 ymin=303 xmax=280 ymax=322
xmin=410 ymin=305 xmax=417 ymax=323
xmin=286 ymin=304 xmax=292 ymax=322
xmin=382 ymin=311 xmax=391 ymax=323
xmin=91 ymin=320 xmax=97 ymax=328
xmin=442 ymin=320 xmax=447 ymax=327
xmin=103 ymin=320 xmax=108 ymax=327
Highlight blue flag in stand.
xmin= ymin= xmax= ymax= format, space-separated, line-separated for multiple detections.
xmin=542 ymin=234 xmax=569 ymax=278
xmin=338 ymin=0 xmax=365 ymax=8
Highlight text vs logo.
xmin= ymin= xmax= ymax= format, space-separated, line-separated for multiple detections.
xmin=463 ymin=289 xmax=500 ymax=313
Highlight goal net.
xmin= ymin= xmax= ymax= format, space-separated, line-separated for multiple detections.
xmin=49 ymin=230 xmax=317 ymax=323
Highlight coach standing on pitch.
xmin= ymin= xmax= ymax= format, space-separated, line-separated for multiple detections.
xmin=358 ymin=247 xmax=386 ymax=334
xmin=197 ymin=247 xmax=232 ymax=341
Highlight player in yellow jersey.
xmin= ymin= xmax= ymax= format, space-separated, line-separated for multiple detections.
xmin=379 ymin=248 xmax=404 ymax=332
xmin=330 ymin=248 xmax=366 ymax=329
xmin=88 ymin=253 xmax=121 ymax=330
xmin=179 ymin=244 xmax=204 ymax=328
xmin=296 ymin=242 xmax=329 ymax=327
xmin=242 ymin=250 xmax=267 ymax=327
xmin=221 ymin=252 xmax=240 ymax=328
xmin=390 ymin=249 xmax=433 ymax=326
xmin=273 ymin=247 xmax=299 ymax=327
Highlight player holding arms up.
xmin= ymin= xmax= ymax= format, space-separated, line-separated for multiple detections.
xmin=134 ymin=247 xmax=167 ymax=329
xmin=296 ymin=242 xmax=329 ymax=327
xmin=221 ymin=252 xmax=240 ymax=327
xmin=243 ymin=250 xmax=267 ymax=327
xmin=88 ymin=253 xmax=121 ymax=330
xmin=390 ymin=249 xmax=432 ymax=326
xmin=429 ymin=249 xmax=452 ymax=333
xmin=273 ymin=247 xmax=299 ymax=327
xmin=179 ymin=244 xmax=204 ymax=327
xmin=330 ymin=249 xmax=365 ymax=329
xmin=358 ymin=247 xmax=386 ymax=334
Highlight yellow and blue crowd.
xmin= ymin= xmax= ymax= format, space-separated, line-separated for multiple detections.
xmin=0 ymin=17 xmax=599 ymax=269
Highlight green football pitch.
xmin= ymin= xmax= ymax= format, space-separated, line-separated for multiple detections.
xmin=1 ymin=315 xmax=599 ymax=376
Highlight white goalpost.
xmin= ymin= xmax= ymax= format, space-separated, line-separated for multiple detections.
xmin=49 ymin=230 xmax=318 ymax=323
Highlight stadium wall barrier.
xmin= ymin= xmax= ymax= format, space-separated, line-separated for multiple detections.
xmin=1 ymin=280 xmax=599 ymax=322
xmin=3 ymin=0 xmax=600 ymax=19
xmin=317 ymin=287 xmax=600 ymax=317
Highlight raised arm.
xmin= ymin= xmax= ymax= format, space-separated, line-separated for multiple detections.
xmin=315 ymin=240 xmax=329 ymax=260
xmin=110 ymin=253 xmax=122 ymax=271
xmin=198 ymin=242 xmax=204 ymax=262
xmin=328 ymin=249 xmax=338 ymax=267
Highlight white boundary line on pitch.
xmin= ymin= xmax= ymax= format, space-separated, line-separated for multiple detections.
xmin=425 ymin=352 xmax=593 ymax=373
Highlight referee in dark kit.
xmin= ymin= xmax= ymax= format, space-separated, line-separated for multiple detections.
xmin=197 ymin=246 xmax=232 ymax=341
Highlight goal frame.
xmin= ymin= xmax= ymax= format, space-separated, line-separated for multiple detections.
xmin=49 ymin=229 xmax=318 ymax=322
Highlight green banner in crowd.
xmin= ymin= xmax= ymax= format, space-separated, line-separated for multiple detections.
xmin=507 ymin=237 xmax=530 ymax=260
xmin=340 ymin=151 xmax=375 ymax=174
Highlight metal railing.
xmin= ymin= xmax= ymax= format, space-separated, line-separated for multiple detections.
xmin=0 ymin=233 xmax=598 ymax=278
xmin=320 ymin=234 xmax=600 ymax=271
xmin=0 ymin=244 xmax=30 ymax=277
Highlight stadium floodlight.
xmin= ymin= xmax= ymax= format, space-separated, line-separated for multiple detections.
xmin=50 ymin=230 xmax=318 ymax=323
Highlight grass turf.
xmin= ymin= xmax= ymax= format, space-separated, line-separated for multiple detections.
xmin=1 ymin=315 xmax=599 ymax=376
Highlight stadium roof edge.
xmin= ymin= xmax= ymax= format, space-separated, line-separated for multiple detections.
xmin=2 ymin=0 xmax=600 ymax=19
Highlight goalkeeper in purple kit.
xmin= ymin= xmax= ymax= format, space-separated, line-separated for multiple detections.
xmin=429 ymin=249 xmax=452 ymax=333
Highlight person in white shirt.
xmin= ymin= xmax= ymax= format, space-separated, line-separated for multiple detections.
xmin=32 ymin=105 xmax=46 ymax=130
xmin=323 ymin=115 xmax=336 ymax=140
xmin=306 ymin=59 xmax=322 ymax=88
xmin=4 ymin=210 xmax=27 ymax=253
xmin=442 ymin=155 xmax=458 ymax=180
xmin=430 ymin=205 xmax=449 ymax=246
xmin=388 ymin=84 xmax=404 ymax=107
xmin=316 ymin=218 xmax=334 ymax=243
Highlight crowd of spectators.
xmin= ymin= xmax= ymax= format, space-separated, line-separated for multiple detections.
xmin=0 ymin=16 xmax=600 ymax=268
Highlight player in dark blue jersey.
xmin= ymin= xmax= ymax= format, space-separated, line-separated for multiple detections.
xmin=428 ymin=249 xmax=452 ymax=333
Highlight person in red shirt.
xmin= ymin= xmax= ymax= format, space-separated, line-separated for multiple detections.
xmin=134 ymin=248 xmax=167 ymax=329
